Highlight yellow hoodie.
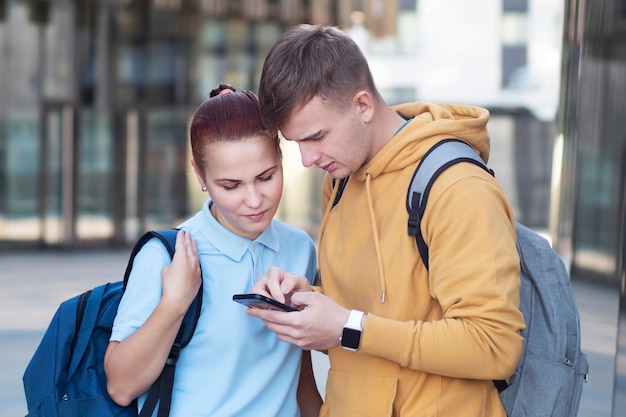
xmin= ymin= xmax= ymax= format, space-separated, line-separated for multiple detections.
xmin=316 ymin=102 xmax=525 ymax=417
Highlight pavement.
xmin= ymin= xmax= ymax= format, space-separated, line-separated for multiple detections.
xmin=0 ymin=249 xmax=617 ymax=417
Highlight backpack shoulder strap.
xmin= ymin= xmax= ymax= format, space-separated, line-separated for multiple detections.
xmin=331 ymin=177 xmax=349 ymax=208
xmin=406 ymin=139 xmax=511 ymax=392
xmin=122 ymin=228 xmax=202 ymax=347
xmin=122 ymin=228 xmax=203 ymax=417
xmin=152 ymin=229 xmax=203 ymax=348
xmin=406 ymin=139 xmax=493 ymax=270
xmin=67 ymin=283 xmax=113 ymax=381
xmin=122 ymin=229 xmax=178 ymax=288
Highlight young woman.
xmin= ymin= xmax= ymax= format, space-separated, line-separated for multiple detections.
xmin=104 ymin=84 xmax=322 ymax=417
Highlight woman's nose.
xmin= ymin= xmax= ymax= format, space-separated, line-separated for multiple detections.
xmin=245 ymin=186 xmax=262 ymax=208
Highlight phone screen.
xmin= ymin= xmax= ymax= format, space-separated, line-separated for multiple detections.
xmin=232 ymin=293 xmax=298 ymax=312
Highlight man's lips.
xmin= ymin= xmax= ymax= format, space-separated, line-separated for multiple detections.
xmin=319 ymin=162 xmax=335 ymax=172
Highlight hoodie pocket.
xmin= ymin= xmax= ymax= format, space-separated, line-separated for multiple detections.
xmin=320 ymin=369 xmax=398 ymax=417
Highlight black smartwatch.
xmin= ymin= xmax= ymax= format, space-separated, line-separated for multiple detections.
xmin=340 ymin=310 xmax=364 ymax=351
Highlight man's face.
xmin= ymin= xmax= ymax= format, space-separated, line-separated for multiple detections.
xmin=279 ymin=95 xmax=372 ymax=179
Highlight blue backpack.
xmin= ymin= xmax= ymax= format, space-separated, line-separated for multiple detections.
xmin=334 ymin=139 xmax=589 ymax=417
xmin=22 ymin=229 xmax=203 ymax=417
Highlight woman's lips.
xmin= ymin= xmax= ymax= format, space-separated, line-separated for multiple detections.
xmin=246 ymin=210 xmax=267 ymax=222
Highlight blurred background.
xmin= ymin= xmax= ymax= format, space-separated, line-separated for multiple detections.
xmin=0 ymin=0 xmax=624 ymax=416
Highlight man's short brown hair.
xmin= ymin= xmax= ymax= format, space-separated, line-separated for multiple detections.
xmin=258 ymin=24 xmax=378 ymax=133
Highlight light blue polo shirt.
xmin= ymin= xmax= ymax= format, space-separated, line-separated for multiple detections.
xmin=111 ymin=200 xmax=317 ymax=417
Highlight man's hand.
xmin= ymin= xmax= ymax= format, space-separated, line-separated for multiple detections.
xmin=246 ymin=291 xmax=350 ymax=351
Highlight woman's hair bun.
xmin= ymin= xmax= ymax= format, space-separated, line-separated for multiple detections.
xmin=210 ymin=83 xmax=237 ymax=97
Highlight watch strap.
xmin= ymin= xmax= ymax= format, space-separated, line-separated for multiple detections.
xmin=344 ymin=309 xmax=364 ymax=330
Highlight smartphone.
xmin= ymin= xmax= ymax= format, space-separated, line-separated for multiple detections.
xmin=232 ymin=293 xmax=298 ymax=312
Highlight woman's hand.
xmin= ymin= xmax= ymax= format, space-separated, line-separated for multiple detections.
xmin=252 ymin=266 xmax=313 ymax=305
xmin=161 ymin=230 xmax=202 ymax=313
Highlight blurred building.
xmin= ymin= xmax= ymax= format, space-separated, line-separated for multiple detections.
xmin=0 ymin=0 xmax=566 ymax=247
xmin=0 ymin=0 xmax=399 ymax=248
xmin=554 ymin=1 xmax=626 ymax=415
xmin=351 ymin=0 xmax=564 ymax=229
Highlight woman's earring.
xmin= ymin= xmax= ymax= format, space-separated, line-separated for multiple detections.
xmin=201 ymin=186 xmax=207 ymax=192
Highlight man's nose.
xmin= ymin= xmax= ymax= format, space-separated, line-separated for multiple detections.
xmin=299 ymin=144 xmax=319 ymax=168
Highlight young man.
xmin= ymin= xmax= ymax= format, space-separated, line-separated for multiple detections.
xmin=248 ymin=24 xmax=524 ymax=416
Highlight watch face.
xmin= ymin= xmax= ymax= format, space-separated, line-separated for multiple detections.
xmin=341 ymin=327 xmax=361 ymax=350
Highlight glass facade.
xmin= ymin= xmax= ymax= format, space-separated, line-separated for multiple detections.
xmin=554 ymin=0 xmax=626 ymax=414
xmin=0 ymin=0 xmax=394 ymax=248
xmin=0 ymin=0 xmax=307 ymax=247
xmin=554 ymin=0 xmax=626 ymax=285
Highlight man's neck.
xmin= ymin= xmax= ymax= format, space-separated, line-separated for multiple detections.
xmin=370 ymin=104 xmax=409 ymax=156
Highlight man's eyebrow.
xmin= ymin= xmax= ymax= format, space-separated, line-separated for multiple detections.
xmin=283 ymin=130 xmax=323 ymax=142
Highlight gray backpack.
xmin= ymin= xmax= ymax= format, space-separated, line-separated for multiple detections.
xmin=405 ymin=139 xmax=589 ymax=416
xmin=332 ymin=138 xmax=589 ymax=416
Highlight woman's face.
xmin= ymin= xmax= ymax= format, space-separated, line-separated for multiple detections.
xmin=193 ymin=135 xmax=283 ymax=240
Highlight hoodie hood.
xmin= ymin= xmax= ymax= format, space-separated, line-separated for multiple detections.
xmin=353 ymin=102 xmax=491 ymax=182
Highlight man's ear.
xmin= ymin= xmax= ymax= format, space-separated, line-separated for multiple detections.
xmin=353 ymin=90 xmax=375 ymax=123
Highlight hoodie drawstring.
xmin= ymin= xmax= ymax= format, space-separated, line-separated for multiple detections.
xmin=365 ymin=173 xmax=387 ymax=304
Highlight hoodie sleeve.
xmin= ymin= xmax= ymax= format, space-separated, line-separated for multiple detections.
xmin=359 ymin=165 xmax=525 ymax=381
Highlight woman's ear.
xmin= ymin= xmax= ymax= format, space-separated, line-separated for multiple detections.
xmin=353 ymin=90 xmax=375 ymax=123
xmin=191 ymin=159 xmax=207 ymax=191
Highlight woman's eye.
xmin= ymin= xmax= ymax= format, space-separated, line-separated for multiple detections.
xmin=259 ymin=175 xmax=273 ymax=182
xmin=222 ymin=183 xmax=239 ymax=191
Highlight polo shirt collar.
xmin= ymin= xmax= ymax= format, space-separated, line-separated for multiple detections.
xmin=199 ymin=200 xmax=279 ymax=261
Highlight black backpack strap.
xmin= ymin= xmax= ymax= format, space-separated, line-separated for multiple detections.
xmin=67 ymin=285 xmax=110 ymax=380
xmin=493 ymin=378 xmax=509 ymax=393
xmin=331 ymin=177 xmax=349 ymax=208
xmin=123 ymin=229 xmax=203 ymax=417
xmin=143 ymin=229 xmax=203 ymax=348
xmin=70 ymin=289 xmax=92 ymax=355
xmin=406 ymin=139 xmax=493 ymax=270
xmin=122 ymin=229 xmax=178 ymax=289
